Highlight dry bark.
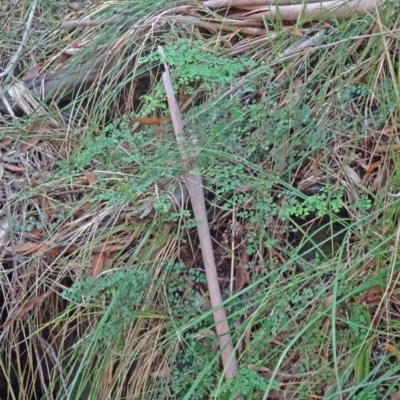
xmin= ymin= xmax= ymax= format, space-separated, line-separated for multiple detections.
xmin=228 ymin=0 xmax=383 ymax=20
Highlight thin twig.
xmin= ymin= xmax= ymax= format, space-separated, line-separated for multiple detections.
xmin=269 ymin=26 xmax=400 ymax=67
xmin=0 ymin=0 xmax=40 ymax=79
xmin=248 ymin=364 xmax=316 ymax=382
xmin=33 ymin=338 xmax=50 ymax=398
xmin=38 ymin=336 xmax=69 ymax=395
xmin=272 ymin=29 xmax=326 ymax=63
xmin=60 ymin=16 xmax=122 ymax=30
xmin=158 ymin=46 xmax=240 ymax=383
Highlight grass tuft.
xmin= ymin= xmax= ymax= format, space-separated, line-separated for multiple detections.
xmin=1 ymin=1 xmax=400 ymax=399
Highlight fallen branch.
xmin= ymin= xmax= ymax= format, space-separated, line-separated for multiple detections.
xmin=61 ymin=14 xmax=263 ymax=32
xmin=209 ymin=0 xmax=382 ymax=20
xmin=203 ymin=0 xmax=333 ymax=6
xmin=158 ymin=45 xmax=240 ymax=382
xmin=0 ymin=0 xmax=40 ymax=79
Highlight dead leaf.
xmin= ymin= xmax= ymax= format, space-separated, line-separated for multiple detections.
xmin=6 ymin=241 xmax=38 ymax=254
xmin=289 ymin=27 xmax=303 ymax=36
xmin=390 ymin=391 xmax=400 ymax=400
xmin=21 ymin=128 xmax=44 ymax=151
xmin=343 ymin=165 xmax=361 ymax=185
xmin=236 ymin=244 xmax=249 ymax=292
xmin=235 ymin=264 xmax=248 ymax=292
xmin=1 ymin=163 xmax=25 ymax=172
xmin=362 ymin=287 xmax=382 ymax=304
xmin=0 ymin=137 xmax=13 ymax=148
xmin=59 ymin=52 xmax=71 ymax=63
xmin=59 ymin=41 xmax=85 ymax=61
xmin=266 ymin=390 xmax=285 ymax=400
xmin=6 ymin=241 xmax=79 ymax=258
xmin=362 ymin=160 xmax=382 ymax=183
xmin=39 ymin=195 xmax=52 ymax=220
xmin=21 ymin=121 xmax=41 ymax=133
xmin=83 ymin=171 xmax=96 ymax=185
xmin=92 ymin=253 xmax=105 ymax=277
xmin=22 ymin=64 xmax=42 ymax=81
xmin=1 ymin=294 xmax=48 ymax=328
xmin=381 ymin=125 xmax=393 ymax=134
xmin=41 ymin=242 xmax=78 ymax=258
xmin=386 ymin=343 xmax=400 ymax=361
xmin=44 ymin=245 xmax=58 ymax=257
xmin=134 ymin=116 xmax=164 ymax=125
xmin=311 ymin=155 xmax=321 ymax=178
xmin=22 ymin=243 xmax=45 ymax=256
xmin=370 ymin=166 xmax=386 ymax=192
xmin=279 ymin=94 xmax=290 ymax=107
xmin=108 ymin=251 xmax=120 ymax=260
xmin=28 ymin=228 xmax=43 ymax=239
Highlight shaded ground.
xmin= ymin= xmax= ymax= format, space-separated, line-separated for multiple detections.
xmin=1 ymin=1 xmax=400 ymax=399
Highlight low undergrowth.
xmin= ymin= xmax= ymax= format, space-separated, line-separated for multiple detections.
xmin=1 ymin=1 xmax=400 ymax=399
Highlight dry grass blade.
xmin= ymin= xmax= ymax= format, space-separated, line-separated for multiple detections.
xmin=1 ymin=0 xmax=400 ymax=398
xmin=0 ymin=56 xmax=139 ymax=116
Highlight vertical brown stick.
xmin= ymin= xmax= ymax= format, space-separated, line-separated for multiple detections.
xmin=158 ymin=46 xmax=239 ymax=380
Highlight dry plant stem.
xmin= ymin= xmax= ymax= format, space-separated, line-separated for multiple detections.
xmin=60 ymin=6 xmax=190 ymax=30
xmin=61 ymin=16 xmax=122 ymax=29
xmin=247 ymin=364 xmax=315 ymax=382
xmin=203 ymin=0 xmax=333 ymax=6
xmin=267 ymin=26 xmax=400 ymax=67
xmin=61 ymin=14 xmax=263 ymax=30
xmin=167 ymin=15 xmax=263 ymax=27
xmin=229 ymin=0 xmax=382 ymax=20
xmin=33 ymin=339 xmax=48 ymax=396
xmin=158 ymin=46 xmax=239 ymax=381
xmin=60 ymin=15 xmax=265 ymax=30
xmin=226 ymin=34 xmax=278 ymax=56
xmin=185 ymin=21 xmax=266 ymax=35
xmin=0 ymin=0 xmax=40 ymax=78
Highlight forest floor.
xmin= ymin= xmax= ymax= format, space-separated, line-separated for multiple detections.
xmin=1 ymin=1 xmax=400 ymax=399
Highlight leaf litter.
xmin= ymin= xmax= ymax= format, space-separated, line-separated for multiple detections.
xmin=0 ymin=1 xmax=400 ymax=399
